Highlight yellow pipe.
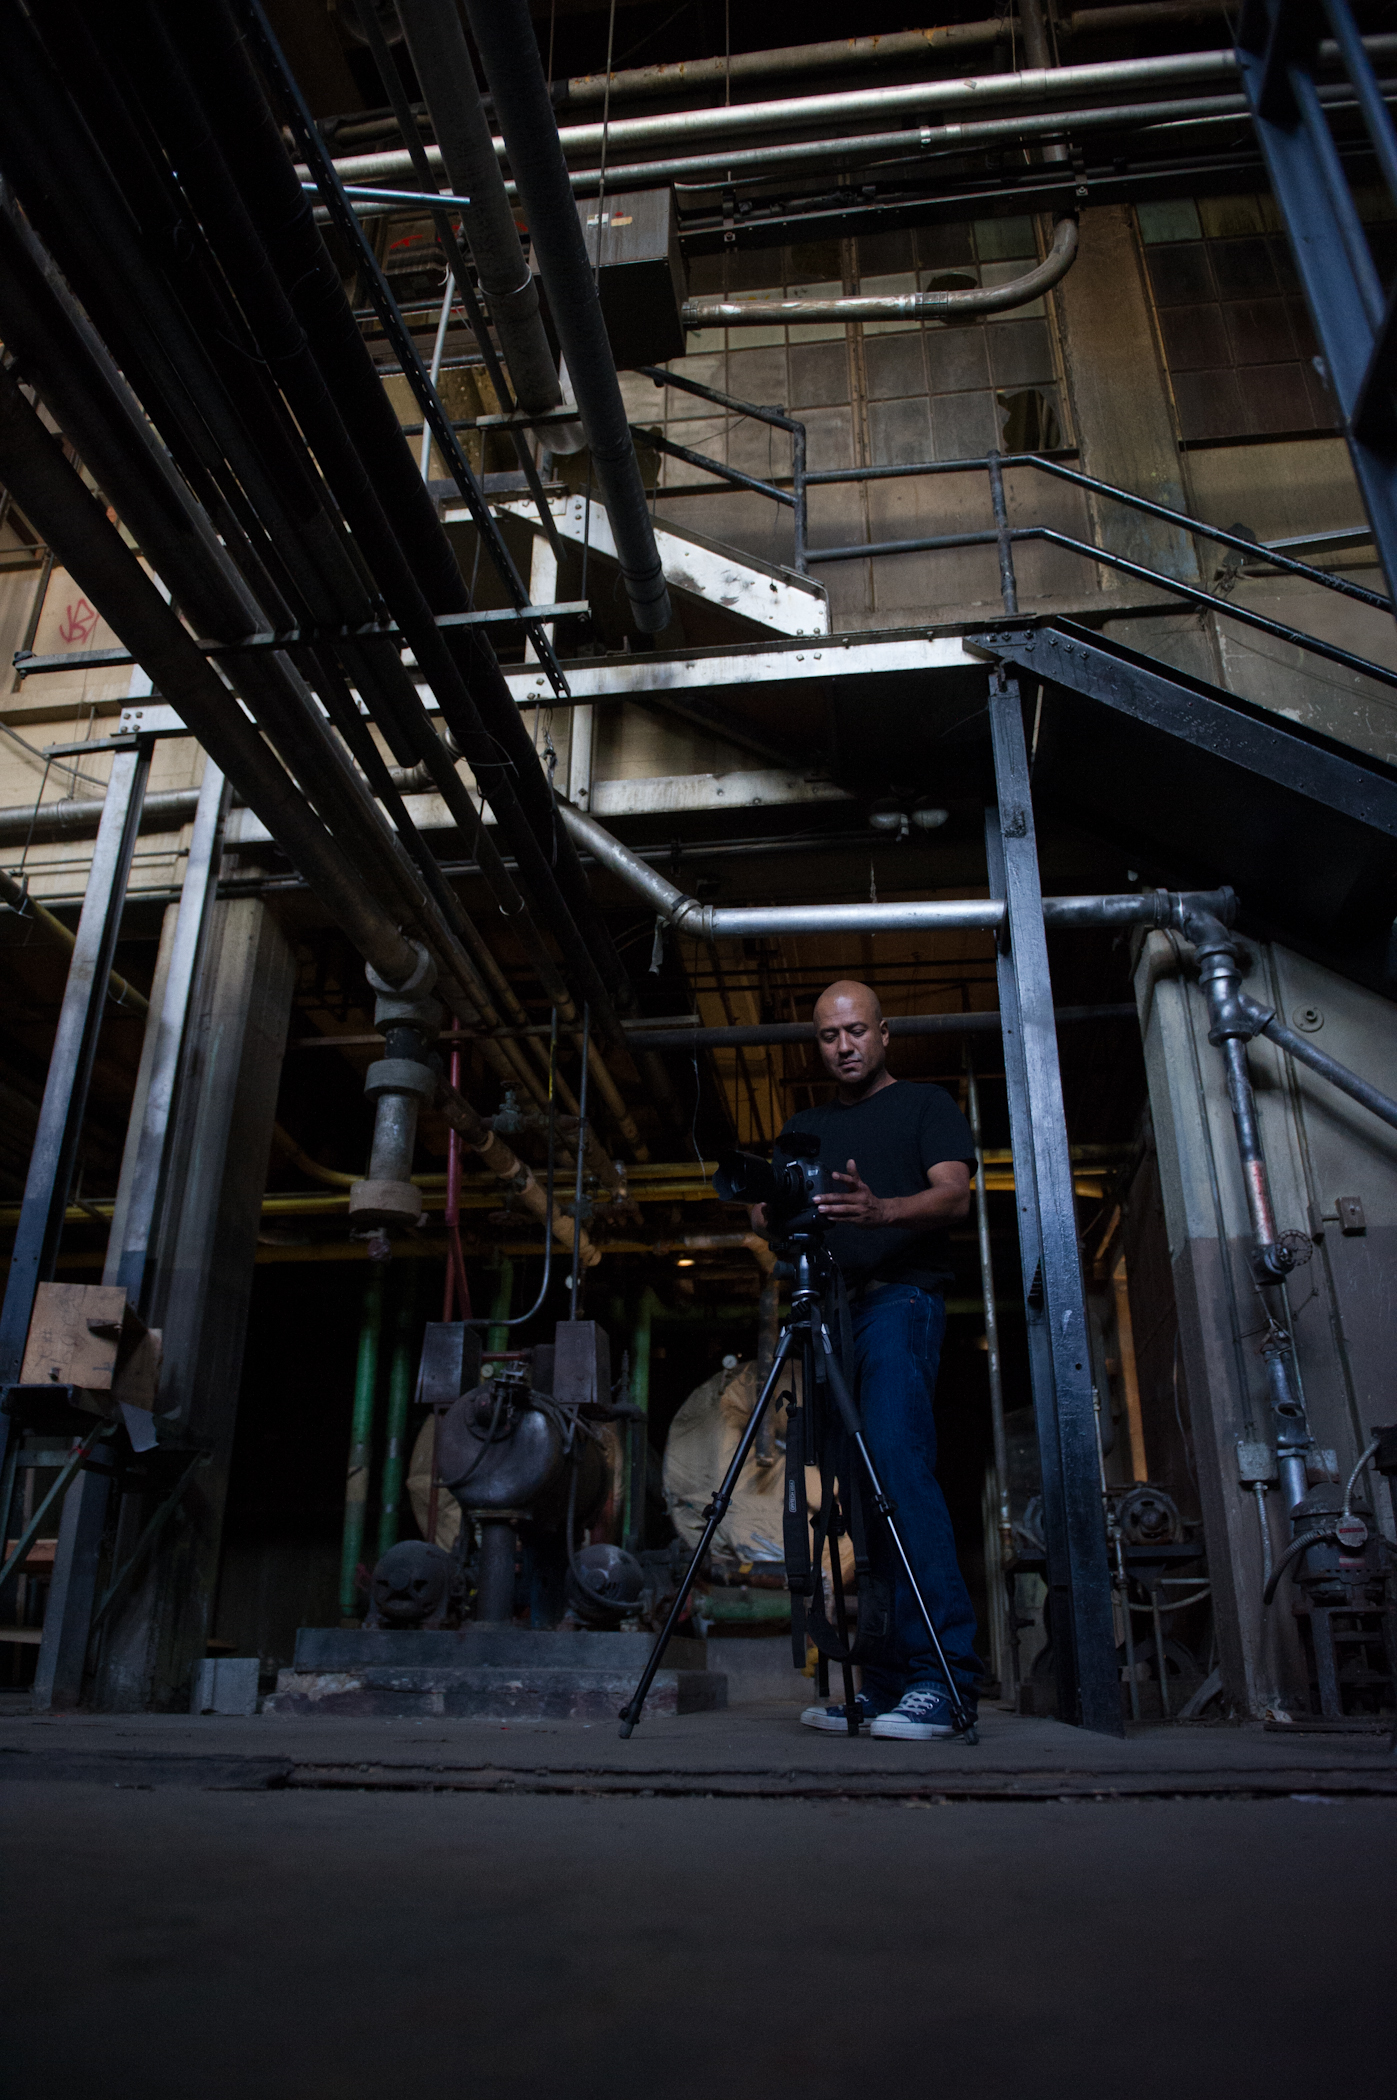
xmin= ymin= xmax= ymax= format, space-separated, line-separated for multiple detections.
xmin=0 ymin=1170 xmax=1105 ymax=1233
xmin=0 ymin=866 xmax=149 ymax=1016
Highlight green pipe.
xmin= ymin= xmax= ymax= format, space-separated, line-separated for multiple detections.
xmin=339 ymin=1270 xmax=383 ymax=1620
xmin=486 ymin=1255 xmax=514 ymax=1354
xmin=377 ymin=1271 xmax=416 ymax=1559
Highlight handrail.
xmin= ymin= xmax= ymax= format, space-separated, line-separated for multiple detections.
xmin=634 ymin=364 xmax=1397 ymax=694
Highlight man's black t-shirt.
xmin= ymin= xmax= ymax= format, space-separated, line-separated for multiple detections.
xmin=781 ymin=1081 xmax=976 ymax=1291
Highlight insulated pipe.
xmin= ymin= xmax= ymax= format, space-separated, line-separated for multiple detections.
xmin=460 ymin=0 xmax=671 ymax=636
xmin=0 ymin=864 xmax=149 ymax=1016
xmin=0 ymin=362 xmax=419 ymax=986
xmin=323 ymin=46 xmax=1269 ymax=184
xmin=437 ymin=1079 xmax=601 ymax=1267
xmin=393 ymin=0 xmax=563 ymax=419
xmin=556 ymin=798 xmax=1219 ymax=939
xmin=556 ymin=8 xmax=1232 ymax=106
xmin=684 ymin=217 xmax=1077 ymax=328
xmin=326 ymin=82 xmax=1397 ymax=207
xmin=324 ymin=37 xmax=1397 ymax=184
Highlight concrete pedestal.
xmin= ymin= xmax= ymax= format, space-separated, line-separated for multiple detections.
xmin=265 ymin=1627 xmax=726 ymax=1720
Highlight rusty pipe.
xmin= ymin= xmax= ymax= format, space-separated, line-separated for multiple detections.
xmin=438 ymin=1079 xmax=600 ymax=1266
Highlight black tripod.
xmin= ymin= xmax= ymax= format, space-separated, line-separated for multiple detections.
xmin=618 ymin=1242 xmax=979 ymax=1743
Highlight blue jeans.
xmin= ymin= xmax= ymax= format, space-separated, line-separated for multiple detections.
xmin=846 ymin=1284 xmax=982 ymax=1710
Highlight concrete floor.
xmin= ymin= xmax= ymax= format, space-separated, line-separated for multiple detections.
xmin=2 ymin=1701 xmax=1393 ymax=2097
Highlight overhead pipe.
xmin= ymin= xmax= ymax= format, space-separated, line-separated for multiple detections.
xmin=556 ymin=797 xmax=1225 ymax=940
xmin=196 ymin=0 xmax=643 ymax=1042
xmin=459 ymin=0 xmax=671 ymax=636
xmin=345 ymin=0 xmax=580 ymax=498
xmin=0 ymin=69 xmax=499 ymax=1012
xmin=319 ymin=7 xmax=1230 ymax=143
xmin=323 ymin=36 xmax=1397 ymax=186
xmin=0 ymin=160 xmax=508 ymax=1047
xmin=33 ymin=11 xmax=603 ymax=1113
xmin=437 ymin=1079 xmax=601 ymax=1267
xmin=393 ymin=0 xmax=564 ymax=421
xmin=557 ymin=7 xmax=1234 ymax=107
xmin=0 ymin=864 xmax=149 ymax=1015
xmin=321 ymin=81 xmax=1393 ymax=209
xmin=0 ymin=362 xmax=420 ymax=987
xmin=684 ymin=218 xmax=1077 ymax=329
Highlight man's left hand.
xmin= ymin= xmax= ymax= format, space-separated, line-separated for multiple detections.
xmin=812 ymin=1158 xmax=887 ymax=1229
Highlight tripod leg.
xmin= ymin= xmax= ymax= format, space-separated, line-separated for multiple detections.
xmin=817 ymin=1322 xmax=979 ymax=1746
xmin=827 ymin=1505 xmax=860 ymax=1735
xmin=618 ymin=1323 xmax=799 ymax=1737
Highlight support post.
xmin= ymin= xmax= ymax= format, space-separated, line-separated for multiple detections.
xmin=0 ymin=738 xmax=152 ymax=1407
xmin=342 ymin=1272 xmax=383 ymax=1618
xmin=92 ymin=898 xmax=295 ymax=1709
xmin=2 ymin=740 xmax=150 ymax=1710
xmin=105 ymin=762 xmax=229 ymax=1310
xmin=966 ymin=1051 xmax=1017 ymax=1704
xmin=986 ymin=669 xmax=1122 ymax=1734
xmin=377 ymin=1272 xmax=415 ymax=1559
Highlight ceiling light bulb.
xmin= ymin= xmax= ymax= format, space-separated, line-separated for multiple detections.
xmin=910 ymin=806 xmax=949 ymax=830
xmin=676 ymin=1256 xmax=695 ymax=1267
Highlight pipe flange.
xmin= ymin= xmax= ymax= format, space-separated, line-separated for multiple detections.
xmin=372 ymin=991 xmax=443 ymax=1034
xmin=366 ymin=941 xmax=435 ymax=1001
xmin=364 ymin=1057 xmax=438 ymax=1102
xmin=348 ymin=1177 xmax=424 ymax=1226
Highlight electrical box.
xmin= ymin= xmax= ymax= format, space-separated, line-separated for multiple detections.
xmin=417 ymin=1322 xmax=483 ymax=1406
xmin=552 ymin=1320 xmax=611 ymax=1413
xmin=577 ymin=188 xmax=687 ymax=370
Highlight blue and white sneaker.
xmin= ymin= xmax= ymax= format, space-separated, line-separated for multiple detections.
xmin=800 ymin=1692 xmax=880 ymax=1733
xmin=869 ymin=1686 xmax=960 ymax=1739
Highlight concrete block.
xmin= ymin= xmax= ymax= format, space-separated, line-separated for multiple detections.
xmin=192 ymin=1657 xmax=260 ymax=1716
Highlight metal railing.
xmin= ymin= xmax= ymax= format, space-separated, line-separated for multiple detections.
xmin=631 ymin=365 xmax=1397 ymax=695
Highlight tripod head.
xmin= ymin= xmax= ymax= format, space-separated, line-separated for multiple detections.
xmin=715 ymin=1131 xmax=831 ymax=1239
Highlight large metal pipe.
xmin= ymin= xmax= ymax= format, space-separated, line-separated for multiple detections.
xmin=323 ymin=37 xmax=1397 ymax=185
xmin=556 ymin=797 xmax=1208 ymax=940
xmin=393 ymin=0 xmax=563 ymax=420
xmin=459 ymin=0 xmax=671 ymax=636
xmin=557 ymin=7 xmax=1233 ymax=107
xmin=321 ymin=79 xmax=1393 ymax=209
xmin=684 ymin=218 xmax=1077 ymax=328
xmin=0 ymin=361 xmax=419 ymax=986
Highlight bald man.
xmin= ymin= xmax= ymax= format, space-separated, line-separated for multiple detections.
xmin=754 ymin=979 xmax=982 ymax=1740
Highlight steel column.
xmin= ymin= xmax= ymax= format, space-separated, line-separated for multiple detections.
xmin=1237 ymin=0 xmax=1397 ymax=596
xmin=105 ymin=763 xmax=229 ymax=1312
xmin=0 ymin=737 xmax=152 ymax=1474
xmin=986 ymin=671 xmax=1122 ymax=1734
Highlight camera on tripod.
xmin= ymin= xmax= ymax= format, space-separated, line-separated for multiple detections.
xmin=714 ymin=1131 xmax=830 ymax=1241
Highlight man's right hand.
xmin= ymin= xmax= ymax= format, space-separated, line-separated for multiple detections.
xmin=749 ymin=1202 xmax=769 ymax=1232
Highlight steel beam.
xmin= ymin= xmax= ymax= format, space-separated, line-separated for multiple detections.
xmin=105 ymin=764 xmax=230 ymax=1313
xmin=986 ymin=670 xmax=1122 ymax=1735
